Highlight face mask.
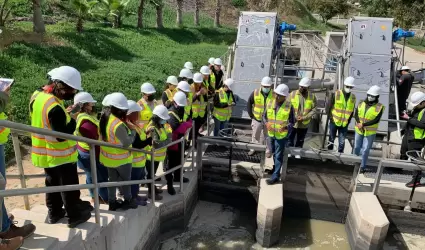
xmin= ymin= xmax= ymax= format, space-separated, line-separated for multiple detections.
xmin=344 ymin=87 xmax=351 ymax=93
xmin=262 ymin=87 xmax=270 ymax=94
xmin=147 ymin=95 xmax=155 ymax=102
xmin=160 ymin=119 xmax=167 ymax=125
xmin=367 ymin=96 xmax=376 ymax=102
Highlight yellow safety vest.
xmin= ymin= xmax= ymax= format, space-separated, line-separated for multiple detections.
xmin=210 ymin=72 xmax=216 ymax=89
xmin=290 ymin=90 xmax=315 ymax=125
xmin=0 ymin=112 xmax=10 ymax=144
xmin=331 ymin=90 xmax=356 ymax=127
xmin=191 ymin=85 xmax=207 ymax=119
xmin=137 ymin=98 xmax=157 ymax=125
xmin=266 ymin=99 xmax=291 ymax=139
xmin=146 ymin=121 xmax=167 ymax=162
xmin=355 ymin=101 xmax=384 ymax=136
xmin=132 ymin=126 xmax=147 ymax=168
xmin=31 ymin=92 xmax=77 ymax=168
xmin=99 ymin=115 xmax=132 ymax=168
xmin=29 ymin=89 xmax=42 ymax=117
xmin=213 ymin=88 xmax=233 ymax=122
xmin=253 ymin=89 xmax=273 ymax=121
xmin=413 ymin=109 xmax=425 ymax=140
xmin=74 ymin=113 xmax=99 ymax=151
xmin=164 ymin=88 xmax=177 ymax=102
xmin=184 ymin=92 xmax=192 ymax=122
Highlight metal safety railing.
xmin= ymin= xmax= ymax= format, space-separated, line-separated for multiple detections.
xmin=0 ymin=119 xmax=196 ymax=224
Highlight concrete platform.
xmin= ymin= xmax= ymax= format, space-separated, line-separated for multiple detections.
xmin=345 ymin=192 xmax=389 ymax=250
xmin=256 ymin=178 xmax=284 ymax=247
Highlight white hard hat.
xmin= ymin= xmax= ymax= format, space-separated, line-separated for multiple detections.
xmin=74 ymin=92 xmax=96 ymax=105
xmin=224 ymin=78 xmax=234 ymax=91
xmin=274 ymin=84 xmax=290 ymax=97
xmin=401 ymin=65 xmax=410 ymax=71
xmin=200 ymin=66 xmax=210 ymax=75
xmin=107 ymin=92 xmax=129 ymax=110
xmin=184 ymin=62 xmax=194 ymax=70
xmin=50 ymin=66 xmax=83 ymax=90
xmin=173 ymin=91 xmax=187 ymax=106
xmin=208 ymin=57 xmax=215 ymax=65
xmin=299 ymin=77 xmax=311 ymax=87
xmin=152 ymin=104 xmax=170 ymax=120
xmin=261 ymin=76 xmax=272 ymax=87
xmin=166 ymin=76 xmax=178 ymax=85
xmin=214 ymin=58 xmax=222 ymax=66
xmin=411 ymin=92 xmax=425 ymax=107
xmin=47 ymin=67 xmax=59 ymax=78
xmin=102 ymin=94 xmax=111 ymax=106
xmin=127 ymin=100 xmax=142 ymax=115
xmin=193 ymin=73 xmax=203 ymax=83
xmin=344 ymin=76 xmax=355 ymax=87
xmin=179 ymin=68 xmax=193 ymax=79
xmin=177 ymin=81 xmax=191 ymax=92
xmin=367 ymin=85 xmax=381 ymax=96
xmin=140 ymin=82 xmax=156 ymax=94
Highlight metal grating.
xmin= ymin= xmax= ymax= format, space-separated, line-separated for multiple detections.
xmin=363 ymin=167 xmax=415 ymax=183
xmin=203 ymin=145 xmax=261 ymax=163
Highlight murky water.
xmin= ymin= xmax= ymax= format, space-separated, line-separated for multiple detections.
xmin=160 ymin=201 xmax=350 ymax=250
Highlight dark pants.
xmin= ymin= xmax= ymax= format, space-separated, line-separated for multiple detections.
xmin=145 ymin=160 xmax=159 ymax=192
xmin=44 ymin=163 xmax=82 ymax=218
xmin=77 ymin=149 xmax=109 ymax=202
xmin=288 ymin=128 xmax=308 ymax=148
xmin=328 ymin=122 xmax=348 ymax=153
xmin=166 ymin=149 xmax=182 ymax=184
xmin=400 ymin=136 xmax=425 ymax=179
xmin=397 ymin=85 xmax=409 ymax=114
xmin=131 ymin=167 xmax=146 ymax=198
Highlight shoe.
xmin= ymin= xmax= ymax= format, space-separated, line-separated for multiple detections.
xmin=121 ymin=199 xmax=138 ymax=210
xmin=67 ymin=210 xmax=91 ymax=228
xmin=148 ymin=192 xmax=163 ymax=201
xmin=405 ymin=179 xmax=424 ymax=188
xmin=47 ymin=209 xmax=66 ymax=224
xmin=154 ymin=186 xmax=163 ymax=194
xmin=359 ymin=168 xmax=366 ymax=174
xmin=0 ymin=236 xmax=23 ymax=250
xmin=0 ymin=222 xmax=36 ymax=240
xmin=78 ymin=200 xmax=94 ymax=211
xmin=167 ymin=184 xmax=176 ymax=195
xmin=265 ymin=152 xmax=271 ymax=158
xmin=248 ymin=149 xmax=255 ymax=156
xmin=173 ymin=177 xmax=189 ymax=183
xmin=295 ymin=155 xmax=301 ymax=159
xmin=266 ymin=178 xmax=279 ymax=185
xmin=7 ymin=214 xmax=14 ymax=222
xmin=135 ymin=195 xmax=148 ymax=202
xmin=108 ymin=200 xmax=122 ymax=211
xmin=264 ymin=169 xmax=273 ymax=174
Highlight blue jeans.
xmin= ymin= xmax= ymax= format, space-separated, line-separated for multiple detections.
xmin=131 ymin=167 xmax=146 ymax=198
xmin=328 ymin=122 xmax=348 ymax=153
xmin=77 ymin=149 xmax=109 ymax=202
xmin=354 ymin=132 xmax=376 ymax=169
xmin=213 ymin=117 xmax=228 ymax=137
xmin=288 ymin=128 xmax=308 ymax=148
xmin=0 ymin=145 xmax=10 ymax=232
xmin=270 ymin=137 xmax=288 ymax=181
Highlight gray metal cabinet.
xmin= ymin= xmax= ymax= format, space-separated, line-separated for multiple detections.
xmin=230 ymin=81 xmax=261 ymax=119
xmin=236 ymin=12 xmax=278 ymax=47
xmin=348 ymin=17 xmax=393 ymax=56
xmin=345 ymin=54 xmax=392 ymax=93
xmin=233 ymin=47 xmax=273 ymax=82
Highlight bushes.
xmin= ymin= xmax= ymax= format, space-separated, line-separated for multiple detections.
xmin=231 ymin=0 xmax=247 ymax=8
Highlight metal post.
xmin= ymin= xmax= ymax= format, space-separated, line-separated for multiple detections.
xmin=11 ymin=134 xmax=30 ymax=210
xmin=191 ymin=121 xmax=195 ymax=171
xmin=89 ymin=144 xmax=100 ymax=224
xmin=180 ymin=140 xmax=185 ymax=193
xmin=402 ymin=37 xmax=406 ymax=65
xmin=150 ymin=150 xmax=155 ymax=204
xmin=372 ymin=160 xmax=384 ymax=195
xmin=393 ymin=64 xmax=402 ymax=138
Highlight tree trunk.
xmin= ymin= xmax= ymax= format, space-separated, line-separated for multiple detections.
xmin=76 ymin=17 xmax=83 ymax=33
xmin=137 ymin=0 xmax=145 ymax=28
xmin=32 ymin=0 xmax=45 ymax=33
xmin=214 ymin=0 xmax=220 ymax=27
xmin=194 ymin=0 xmax=200 ymax=26
xmin=176 ymin=0 xmax=183 ymax=27
xmin=156 ymin=5 xmax=163 ymax=29
xmin=113 ymin=16 xmax=119 ymax=28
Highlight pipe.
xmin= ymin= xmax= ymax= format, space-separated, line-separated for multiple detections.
xmin=393 ymin=63 xmax=402 ymax=138
xmin=89 ymin=144 xmax=100 ymax=224
xmin=11 ymin=134 xmax=30 ymax=210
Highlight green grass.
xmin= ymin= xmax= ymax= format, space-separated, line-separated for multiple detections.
xmin=402 ymin=37 xmax=425 ymax=53
xmin=0 ymin=4 xmax=236 ymax=160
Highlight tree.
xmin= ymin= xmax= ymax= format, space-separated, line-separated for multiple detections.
xmin=313 ymin=0 xmax=349 ymax=23
xmin=176 ymin=0 xmax=183 ymax=27
xmin=32 ymin=0 xmax=45 ymax=33
xmin=150 ymin=0 xmax=163 ymax=28
xmin=137 ymin=0 xmax=145 ymax=28
xmin=194 ymin=0 xmax=199 ymax=26
xmin=70 ymin=0 xmax=98 ymax=32
xmin=98 ymin=0 xmax=134 ymax=28
xmin=0 ymin=0 xmax=12 ymax=27
xmin=360 ymin=0 xmax=390 ymax=17
xmin=214 ymin=0 xmax=220 ymax=27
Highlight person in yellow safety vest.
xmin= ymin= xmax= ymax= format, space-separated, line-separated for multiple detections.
xmin=31 ymin=66 xmax=93 ymax=228
xmin=353 ymin=85 xmax=384 ymax=174
xmin=176 ymin=81 xmax=192 ymax=121
xmin=184 ymin=62 xmax=194 ymax=73
xmin=288 ymin=77 xmax=317 ymax=158
xmin=208 ymin=58 xmax=217 ymax=91
xmin=211 ymin=58 xmax=224 ymax=90
xmin=264 ymin=84 xmax=295 ymax=185
xmin=213 ymin=78 xmax=236 ymax=136
xmin=126 ymin=100 xmax=152 ymax=206
xmin=166 ymin=91 xmax=192 ymax=195
xmin=190 ymin=73 xmax=208 ymax=143
xmin=29 ymin=67 xmax=61 ymax=116
xmin=200 ymin=65 xmax=215 ymax=96
xmin=400 ymin=92 xmax=425 ymax=188
xmin=327 ymin=76 xmax=356 ymax=153
xmin=99 ymin=92 xmax=139 ymax=211
xmin=162 ymin=76 xmax=178 ymax=109
xmin=179 ymin=68 xmax=194 ymax=84
xmin=138 ymin=82 xmax=158 ymax=127
xmin=0 ymin=84 xmax=36 ymax=243
xmin=247 ymin=76 xmax=274 ymax=157
xmin=145 ymin=105 xmax=171 ymax=200
xmin=73 ymin=92 xmax=109 ymax=205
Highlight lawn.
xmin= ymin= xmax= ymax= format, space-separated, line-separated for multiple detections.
xmin=0 ymin=3 xmax=237 ymax=160
xmin=403 ymin=36 xmax=425 ymax=53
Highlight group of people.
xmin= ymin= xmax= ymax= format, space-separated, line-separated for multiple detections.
xmin=0 ymin=56 xmax=228 ymax=249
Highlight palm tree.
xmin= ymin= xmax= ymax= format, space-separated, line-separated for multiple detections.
xmin=176 ymin=0 xmax=183 ymax=27
xmin=32 ymin=0 xmax=45 ymax=33
xmin=70 ymin=0 xmax=98 ymax=32
xmin=150 ymin=0 xmax=163 ymax=28
xmin=194 ymin=0 xmax=200 ymax=26
xmin=99 ymin=0 xmax=134 ymax=28
xmin=214 ymin=0 xmax=220 ymax=27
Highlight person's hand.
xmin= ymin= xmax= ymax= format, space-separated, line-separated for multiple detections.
xmin=356 ymin=123 xmax=363 ymax=129
xmin=66 ymin=105 xmax=74 ymax=113
xmin=126 ymin=120 xmax=138 ymax=130
xmin=200 ymin=88 xmax=207 ymax=95
xmin=266 ymin=122 xmax=272 ymax=131
xmin=279 ymin=126 xmax=286 ymax=133
xmin=297 ymin=116 xmax=303 ymax=121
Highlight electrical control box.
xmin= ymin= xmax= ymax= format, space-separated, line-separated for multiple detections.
xmin=236 ymin=12 xmax=278 ymax=47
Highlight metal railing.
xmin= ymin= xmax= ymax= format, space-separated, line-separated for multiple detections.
xmin=0 ymin=119 xmax=196 ymax=224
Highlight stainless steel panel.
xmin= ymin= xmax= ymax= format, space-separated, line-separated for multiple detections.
xmin=232 ymin=47 xmax=273 ymax=82
xmin=236 ymin=12 xmax=278 ymax=47
xmin=231 ymin=81 xmax=261 ymax=119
